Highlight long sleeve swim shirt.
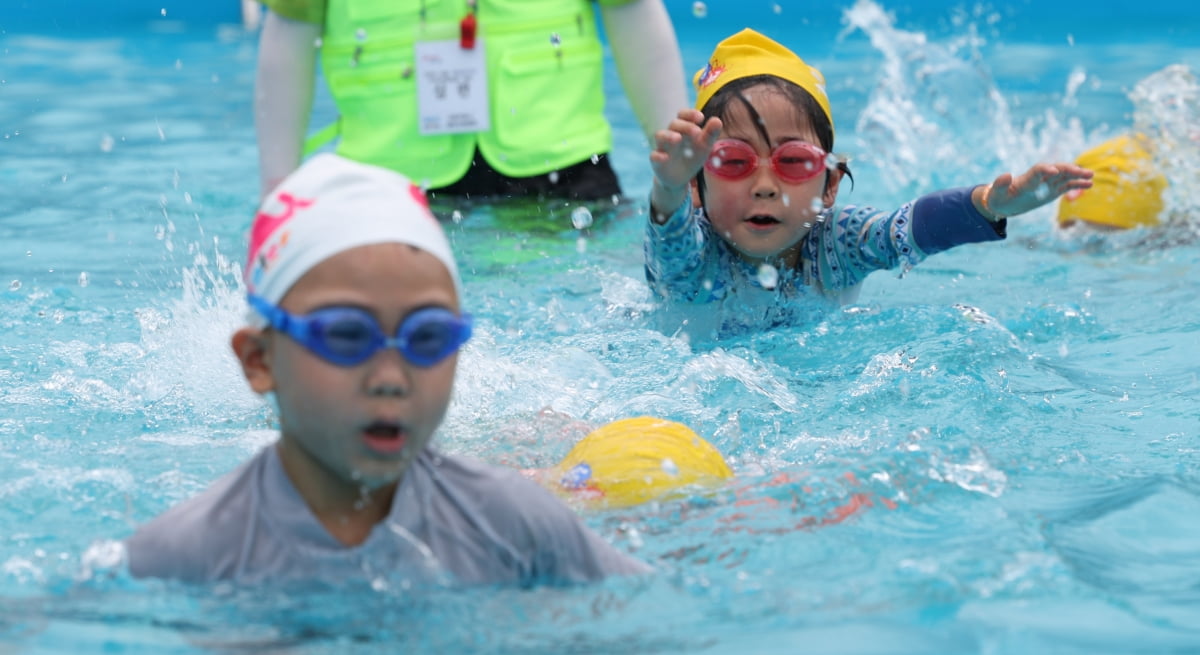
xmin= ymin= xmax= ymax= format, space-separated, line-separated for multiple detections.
xmin=643 ymin=186 xmax=1006 ymax=337
xmin=124 ymin=444 xmax=650 ymax=587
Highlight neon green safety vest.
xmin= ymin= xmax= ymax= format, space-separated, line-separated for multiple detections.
xmin=312 ymin=0 xmax=613 ymax=187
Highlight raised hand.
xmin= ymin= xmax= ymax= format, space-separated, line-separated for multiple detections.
xmin=649 ymin=109 xmax=723 ymax=219
xmin=978 ymin=162 xmax=1094 ymax=219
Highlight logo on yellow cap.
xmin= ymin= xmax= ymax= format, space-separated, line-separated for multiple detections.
xmin=693 ymin=29 xmax=834 ymax=138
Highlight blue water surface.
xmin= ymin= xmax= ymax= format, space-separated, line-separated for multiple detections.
xmin=2 ymin=1 xmax=1199 ymax=653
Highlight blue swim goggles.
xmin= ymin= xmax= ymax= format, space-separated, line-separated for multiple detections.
xmin=248 ymin=294 xmax=472 ymax=367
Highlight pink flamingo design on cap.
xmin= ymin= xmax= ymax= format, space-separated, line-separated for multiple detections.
xmin=246 ymin=192 xmax=315 ymax=279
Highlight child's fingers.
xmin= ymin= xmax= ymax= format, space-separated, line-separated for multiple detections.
xmin=1041 ymin=165 xmax=1094 ymax=194
xmin=991 ymin=172 xmax=1015 ymax=198
xmin=699 ymin=116 xmax=723 ymax=145
xmin=653 ymin=128 xmax=682 ymax=150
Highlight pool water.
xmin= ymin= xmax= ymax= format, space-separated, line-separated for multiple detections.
xmin=3 ymin=1 xmax=1200 ymax=652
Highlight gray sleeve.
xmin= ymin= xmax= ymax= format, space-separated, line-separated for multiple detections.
xmin=123 ymin=458 xmax=261 ymax=583
xmin=507 ymin=476 xmax=653 ymax=584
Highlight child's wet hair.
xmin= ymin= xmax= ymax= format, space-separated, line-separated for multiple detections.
xmin=697 ymin=74 xmax=853 ymax=197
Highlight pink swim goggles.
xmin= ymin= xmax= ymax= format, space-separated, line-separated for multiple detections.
xmin=705 ymin=139 xmax=828 ymax=184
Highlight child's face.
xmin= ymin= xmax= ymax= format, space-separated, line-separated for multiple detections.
xmin=246 ymin=242 xmax=460 ymax=496
xmin=700 ymin=84 xmax=839 ymax=266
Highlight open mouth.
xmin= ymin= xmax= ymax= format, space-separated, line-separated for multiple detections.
xmin=745 ymin=215 xmax=781 ymax=226
xmin=362 ymin=421 xmax=407 ymax=454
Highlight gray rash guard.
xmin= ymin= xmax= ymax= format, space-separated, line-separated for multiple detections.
xmin=124 ymin=444 xmax=651 ymax=587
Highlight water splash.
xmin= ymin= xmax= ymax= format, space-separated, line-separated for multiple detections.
xmin=843 ymin=0 xmax=1012 ymax=192
xmin=756 ymin=263 xmax=779 ymax=290
xmin=571 ymin=206 xmax=593 ymax=230
xmin=1129 ymin=64 xmax=1200 ymax=228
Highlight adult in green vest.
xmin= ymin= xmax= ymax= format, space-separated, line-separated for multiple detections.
xmin=255 ymin=0 xmax=687 ymax=201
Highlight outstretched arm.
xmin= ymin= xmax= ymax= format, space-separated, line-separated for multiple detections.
xmin=599 ymin=0 xmax=689 ymax=147
xmin=649 ymin=109 xmax=723 ymax=221
xmin=255 ymin=11 xmax=320 ymax=198
xmin=972 ymin=162 xmax=1094 ymax=221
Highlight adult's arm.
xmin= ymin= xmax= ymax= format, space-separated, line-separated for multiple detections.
xmin=255 ymin=11 xmax=321 ymax=197
xmin=598 ymin=0 xmax=689 ymax=145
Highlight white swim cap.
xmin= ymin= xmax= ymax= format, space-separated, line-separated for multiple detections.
xmin=244 ymin=153 xmax=461 ymax=306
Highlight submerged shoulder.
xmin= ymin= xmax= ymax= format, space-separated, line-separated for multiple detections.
xmin=124 ymin=452 xmax=267 ymax=582
xmin=419 ymin=450 xmax=651 ymax=580
xmin=422 ymin=451 xmax=584 ymax=529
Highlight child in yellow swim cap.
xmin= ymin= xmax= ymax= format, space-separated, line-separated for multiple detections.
xmin=645 ymin=28 xmax=1094 ymax=336
xmin=1056 ymin=134 xmax=1167 ymax=230
xmin=531 ymin=416 xmax=734 ymax=509
xmin=1057 ymin=64 xmax=1199 ymax=231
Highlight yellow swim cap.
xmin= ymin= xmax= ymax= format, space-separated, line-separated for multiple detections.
xmin=1057 ymin=134 xmax=1167 ymax=230
xmin=552 ymin=417 xmax=733 ymax=509
xmin=693 ymin=28 xmax=834 ymax=138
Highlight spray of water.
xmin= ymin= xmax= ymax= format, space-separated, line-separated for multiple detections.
xmin=840 ymin=0 xmax=1089 ymax=199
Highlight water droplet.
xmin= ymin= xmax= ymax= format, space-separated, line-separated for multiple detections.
xmin=702 ymin=279 xmax=713 ymax=291
xmin=757 ymin=263 xmax=779 ymax=289
xmin=355 ymin=28 xmax=367 ymax=42
xmin=313 ymin=37 xmax=323 ymax=48
xmin=571 ymin=206 xmax=593 ymax=230
xmin=160 ymin=8 xmax=167 ymax=16
xmin=772 ymin=3 xmax=782 ymax=13
xmin=692 ymin=1 xmax=707 ymax=18
xmin=548 ymin=170 xmax=559 ymax=184
xmin=1035 ymin=183 xmax=1051 ymax=200
xmin=9 ymin=280 xmax=20 ymax=291
xmin=451 ymin=210 xmax=464 ymax=224
xmin=77 ymin=272 xmax=89 ymax=287
xmin=661 ymin=458 xmax=679 ymax=476
xmin=810 ymin=197 xmax=824 ymax=212
xmin=99 ymin=134 xmax=114 ymax=152
xmin=590 ymin=153 xmax=600 ymax=165
xmin=682 ymin=147 xmax=694 ymax=158
xmin=549 ymin=33 xmax=561 ymax=47
xmin=781 ymin=194 xmax=790 ymax=207
xmin=184 ymin=192 xmax=192 ymax=204
xmin=173 ymin=59 xmax=182 ymax=70
xmin=611 ymin=194 xmax=621 ymax=206
xmin=824 ymin=153 xmax=839 ymax=169
xmin=1066 ymin=33 xmax=1075 ymax=46
xmin=576 ymin=236 xmax=588 ymax=254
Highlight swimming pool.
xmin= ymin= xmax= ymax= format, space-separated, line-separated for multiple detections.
xmin=3 ymin=0 xmax=1199 ymax=651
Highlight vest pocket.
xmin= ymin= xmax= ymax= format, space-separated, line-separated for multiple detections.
xmin=326 ymin=65 xmax=465 ymax=183
xmin=487 ymin=39 xmax=610 ymax=166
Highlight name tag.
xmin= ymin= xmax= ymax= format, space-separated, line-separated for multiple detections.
xmin=415 ymin=39 xmax=490 ymax=135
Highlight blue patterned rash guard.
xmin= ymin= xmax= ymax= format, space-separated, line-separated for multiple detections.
xmin=643 ymin=186 xmax=1006 ymax=338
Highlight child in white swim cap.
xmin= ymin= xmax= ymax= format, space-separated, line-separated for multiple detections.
xmin=124 ymin=153 xmax=650 ymax=586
